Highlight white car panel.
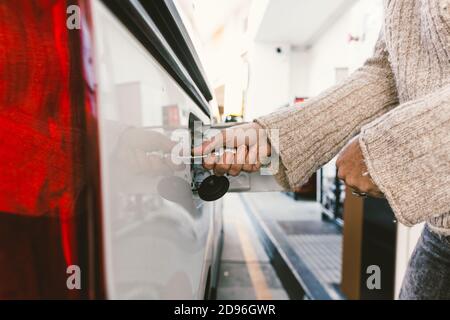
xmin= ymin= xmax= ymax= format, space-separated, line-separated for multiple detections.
xmin=91 ymin=0 xmax=217 ymax=299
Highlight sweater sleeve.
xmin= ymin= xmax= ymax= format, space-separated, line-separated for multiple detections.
xmin=359 ymin=83 xmax=450 ymax=227
xmin=255 ymin=31 xmax=399 ymax=189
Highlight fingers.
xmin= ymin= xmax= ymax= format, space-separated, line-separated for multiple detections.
xmin=203 ymin=153 xmax=216 ymax=171
xmin=214 ymin=151 xmax=233 ymax=176
xmin=337 ymin=166 xmax=384 ymax=198
xmin=192 ymin=122 xmax=269 ymax=175
xmin=247 ymin=144 xmax=261 ymax=172
xmin=192 ymin=123 xmax=263 ymax=156
xmin=228 ymin=145 xmax=246 ymax=176
xmin=207 ymin=145 xmax=260 ymax=176
xmin=193 ymin=126 xmax=242 ymax=156
xmin=336 ymin=137 xmax=384 ymax=198
xmin=242 ymin=148 xmax=253 ymax=173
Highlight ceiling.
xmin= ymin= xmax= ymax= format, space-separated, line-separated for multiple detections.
xmin=255 ymin=0 xmax=357 ymax=47
xmin=176 ymin=0 xmax=252 ymax=43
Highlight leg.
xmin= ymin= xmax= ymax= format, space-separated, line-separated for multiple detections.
xmin=399 ymin=225 xmax=450 ymax=300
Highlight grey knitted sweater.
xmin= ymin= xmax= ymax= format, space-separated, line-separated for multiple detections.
xmin=256 ymin=0 xmax=450 ymax=235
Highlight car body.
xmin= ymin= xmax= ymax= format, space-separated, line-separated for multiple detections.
xmin=0 ymin=0 xmax=223 ymax=299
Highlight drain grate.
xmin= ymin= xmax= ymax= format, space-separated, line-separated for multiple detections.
xmin=278 ymin=220 xmax=340 ymax=236
xmin=276 ymin=220 xmax=343 ymax=287
xmin=288 ymin=233 xmax=342 ymax=285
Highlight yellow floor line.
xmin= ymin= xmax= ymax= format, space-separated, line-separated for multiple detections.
xmin=232 ymin=217 xmax=273 ymax=300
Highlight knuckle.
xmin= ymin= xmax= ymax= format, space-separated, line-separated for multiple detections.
xmin=346 ymin=177 xmax=355 ymax=188
xmin=203 ymin=163 xmax=214 ymax=170
xmin=359 ymin=185 xmax=369 ymax=193
xmin=215 ymin=164 xmax=228 ymax=174
xmin=229 ymin=164 xmax=240 ymax=172
xmin=361 ymin=182 xmax=374 ymax=193
xmin=228 ymin=170 xmax=239 ymax=177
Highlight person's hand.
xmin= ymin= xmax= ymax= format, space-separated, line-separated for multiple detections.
xmin=336 ymin=137 xmax=384 ymax=198
xmin=193 ymin=122 xmax=271 ymax=176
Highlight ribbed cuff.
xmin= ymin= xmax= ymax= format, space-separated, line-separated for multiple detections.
xmin=254 ymin=118 xmax=293 ymax=190
xmin=359 ymin=86 xmax=450 ymax=232
xmin=427 ymin=220 xmax=450 ymax=237
xmin=255 ymin=107 xmax=316 ymax=190
xmin=359 ymin=132 xmax=415 ymax=227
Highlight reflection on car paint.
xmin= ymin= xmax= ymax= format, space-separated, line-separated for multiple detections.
xmin=92 ymin=1 xmax=217 ymax=299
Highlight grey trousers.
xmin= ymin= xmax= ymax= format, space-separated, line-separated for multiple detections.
xmin=399 ymin=224 xmax=450 ymax=300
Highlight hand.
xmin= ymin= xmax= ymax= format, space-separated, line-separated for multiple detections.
xmin=192 ymin=122 xmax=271 ymax=176
xmin=336 ymin=137 xmax=384 ymax=198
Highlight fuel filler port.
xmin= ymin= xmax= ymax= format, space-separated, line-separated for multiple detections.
xmin=197 ymin=175 xmax=230 ymax=202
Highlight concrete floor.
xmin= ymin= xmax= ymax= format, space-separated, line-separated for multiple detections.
xmin=217 ymin=192 xmax=344 ymax=300
xmin=216 ymin=194 xmax=289 ymax=300
xmin=243 ymin=192 xmax=343 ymax=299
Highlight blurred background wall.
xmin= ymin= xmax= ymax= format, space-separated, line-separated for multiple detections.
xmin=174 ymin=0 xmax=383 ymax=122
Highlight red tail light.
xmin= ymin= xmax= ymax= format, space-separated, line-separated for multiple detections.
xmin=0 ymin=0 xmax=104 ymax=299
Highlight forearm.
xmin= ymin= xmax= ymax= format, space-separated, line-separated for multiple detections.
xmin=256 ymin=38 xmax=398 ymax=189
